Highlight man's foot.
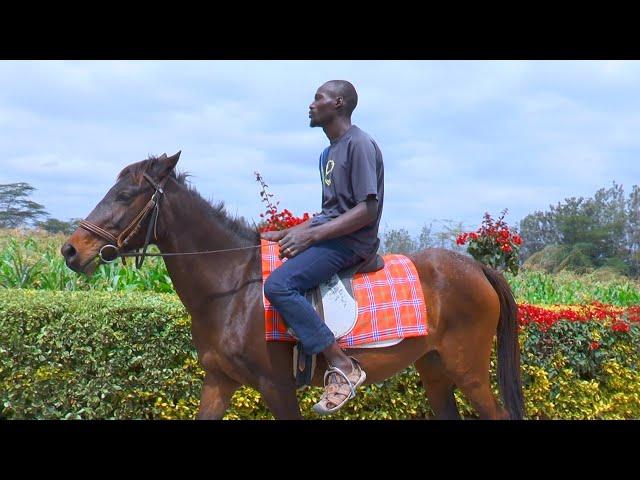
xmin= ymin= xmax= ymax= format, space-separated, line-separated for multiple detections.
xmin=312 ymin=357 xmax=366 ymax=416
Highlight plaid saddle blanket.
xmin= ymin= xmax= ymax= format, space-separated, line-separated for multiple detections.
xmin=260 ymin=239 xmax=428 ymax=347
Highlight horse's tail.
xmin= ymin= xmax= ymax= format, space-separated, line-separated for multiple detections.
xmin=480 ymin=264 xmax=525 ymax=420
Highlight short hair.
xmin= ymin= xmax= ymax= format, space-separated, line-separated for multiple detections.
xmin=322 ymin=80 xmax=358 ymax=117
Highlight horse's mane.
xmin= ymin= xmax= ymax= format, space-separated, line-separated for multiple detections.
xmin=118 ymin=156 xmax=260 ymax=246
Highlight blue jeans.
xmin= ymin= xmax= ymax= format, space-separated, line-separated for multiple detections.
xmin=263 ymin=238 xmax=364 ymax=355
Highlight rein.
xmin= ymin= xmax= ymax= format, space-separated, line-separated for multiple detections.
xmin=79 ymin=171 xmax=264 ymax=269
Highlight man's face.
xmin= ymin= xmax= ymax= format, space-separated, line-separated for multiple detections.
xmin=308 ymin=86 xmax=337 ymax=128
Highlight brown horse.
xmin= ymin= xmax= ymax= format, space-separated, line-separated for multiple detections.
xmin=61 ymin=152 xmax=524 ymax=420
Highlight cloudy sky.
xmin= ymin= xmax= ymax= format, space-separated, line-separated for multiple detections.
xmin=1 ymin=60 xmax=639 ymax=238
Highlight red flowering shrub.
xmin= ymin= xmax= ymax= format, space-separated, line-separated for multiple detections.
xmin=611 ymin=321 xmax=631 ymax=333
xmin=517 ymin=301 xmax=639 ymax=384
xmin=517 ymin=301 xmax=635 ymax=334
xmin=456 ymin=209 xmax=522 ymax=275
xmin=626 ymin=305 xmax=640 ymax=323
xmin=254 ymin=172 xmax=310 ymax=233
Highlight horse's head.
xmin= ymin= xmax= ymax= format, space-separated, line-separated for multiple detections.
xmin=61 ymin=151 xmax=181 ymax=275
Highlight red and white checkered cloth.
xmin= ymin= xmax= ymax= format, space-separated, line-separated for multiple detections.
xmin=260 ymin=239 xmax=428 ymax=347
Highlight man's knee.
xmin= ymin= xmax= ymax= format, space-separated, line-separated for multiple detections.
xmin=264 ymin=273 xmax=289 ymax=302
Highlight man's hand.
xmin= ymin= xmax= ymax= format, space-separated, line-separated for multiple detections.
xmin=277 ymin=228 xmax=317 ymax=259
xmin=260 ymin=230 xmax=287 ymax=242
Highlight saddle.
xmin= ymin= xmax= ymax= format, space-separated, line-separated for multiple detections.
xmin=293 ymin=240 xmax=385 ymax=387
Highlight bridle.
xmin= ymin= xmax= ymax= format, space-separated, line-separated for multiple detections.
xmin=79 ymin=172 xmax=172 ymax=269
xmin=79 ymin=171 xmax=262 ymax=269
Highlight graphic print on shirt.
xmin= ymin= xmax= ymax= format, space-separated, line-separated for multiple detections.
xmin=323 ymin=159 xmax=335 ymax=186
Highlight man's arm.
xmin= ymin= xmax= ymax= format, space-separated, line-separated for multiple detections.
xmin=275 ymin=197 xmax=378 ymax=258
xmin=305 ymin=197 xmax=377 ymax=243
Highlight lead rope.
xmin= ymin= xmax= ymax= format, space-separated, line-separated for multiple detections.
xmin=119 ymin=243 xmax=264 ymax=258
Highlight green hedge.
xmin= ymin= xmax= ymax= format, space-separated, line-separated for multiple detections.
xmin=1 ymin=290 xmax=639 ymax=419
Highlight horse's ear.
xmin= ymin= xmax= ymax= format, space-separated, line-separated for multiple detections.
xmin=155 ymin=151 xmax=181 ymax=177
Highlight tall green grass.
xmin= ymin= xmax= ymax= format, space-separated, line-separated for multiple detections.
xmin=506 ymin=270 xmax=640 ymax=306
xmin=0 ymin=229 xmax=173 ymax=292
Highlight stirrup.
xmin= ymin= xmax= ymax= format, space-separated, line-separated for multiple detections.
xmin=312 ymin=357 xmax=366 ymax=415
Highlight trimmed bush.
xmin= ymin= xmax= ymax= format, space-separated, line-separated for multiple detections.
xmin=1 ymin=290 xmax=639 ymax=419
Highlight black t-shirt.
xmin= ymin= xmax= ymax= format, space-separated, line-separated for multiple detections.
xmin=309 ymin=125 xmax=384 ymax=259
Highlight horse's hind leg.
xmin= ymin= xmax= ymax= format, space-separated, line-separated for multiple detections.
xmin=441 ymin=334 xmax=509 ymax=420
xmin=197 ymin=369 xmax=240 ymax=420
xmin=457 ymin=381 xmax=509 ymax=420
xmin=259 ymin=381 xmax=303 ymax=420
xmin=414 ymin=351 xmax=460 ymax=420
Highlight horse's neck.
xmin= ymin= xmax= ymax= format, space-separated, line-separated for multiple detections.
xmin=155 ymin=185 xmax=262 ymax=316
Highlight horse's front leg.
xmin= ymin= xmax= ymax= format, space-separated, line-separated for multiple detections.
xmin=259 ymin=380 xmax=303 ymax=420
xmin=197 ymin=369 xmax=240 ymax=420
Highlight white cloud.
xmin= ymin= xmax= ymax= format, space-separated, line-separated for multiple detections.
xmin=0 ymin=60 xmax=638 ymax=239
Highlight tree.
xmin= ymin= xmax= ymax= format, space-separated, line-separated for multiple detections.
xmin=0 ymin=183 xmax=48 ymax=228
xmin=431 ymin=219 xmax=467 ymax=253
xmin=551 ymin=196 xmax=594 ymax=246
xmin=35 ymin=218 xmax=81 ymax=235
xmin=519 ymin=181 xmax=637 ymax=276
xmin=380 ymin=221 xmax=467 ymax=255
xmin=519 ymin=210 xmax=560 ymax=259
xmin=381 ymin=227 xmax=416 ymax=255
xmin=417 ymin=223 xmax=435 ymax=251
xmin=584 ymin=182 xmax=626 ymax=261
xmin=627 ymin=185 xmax=640 ymax=276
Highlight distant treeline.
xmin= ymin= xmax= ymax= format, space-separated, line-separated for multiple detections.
xmin=0 ymin=182 xmax=79 ymax=234
xmin=379 ymin=182 xmax=639 ymax=279
xmin=519 ymin=182 xmax=639 ymax=278
xmin=2 ymin=180 xmax=639 ymax=278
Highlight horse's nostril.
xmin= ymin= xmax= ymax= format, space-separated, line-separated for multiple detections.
xmin=61 ymin=243 xmax=77 ymax=260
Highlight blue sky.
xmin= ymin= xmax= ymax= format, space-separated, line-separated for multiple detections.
xmin=1 ymin=60 xmax=639 ymax=238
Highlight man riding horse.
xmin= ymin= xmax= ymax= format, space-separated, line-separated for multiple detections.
xmin=62 ymin=79 xmax=524 ymax=420
xmin=261 ymin=80 xmax=384 ymax=414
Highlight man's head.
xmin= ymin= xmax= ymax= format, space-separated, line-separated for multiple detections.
xmin=309 ymin=80 xmax=358 ymax=128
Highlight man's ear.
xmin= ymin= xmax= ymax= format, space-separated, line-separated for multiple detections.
xmin=154 ymin=151 xmax=181 ymax=177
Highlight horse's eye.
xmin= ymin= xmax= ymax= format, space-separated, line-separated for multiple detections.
xmin=116 ymin=192 xmax=132 ymax=202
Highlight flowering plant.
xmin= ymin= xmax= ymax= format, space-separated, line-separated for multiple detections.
xmin=456 ymin=209 xmax=523 ymax=275
xmin=517 ymin=302 xmax=638 ymax=333
xmin=517 ymin=301 xmax=639 ymax=387
xmin=254 ymin=172 xmax=310 ymax=233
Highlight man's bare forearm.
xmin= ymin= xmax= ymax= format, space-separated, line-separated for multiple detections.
xmin=306 ymin=198 xmax=377 ymax=243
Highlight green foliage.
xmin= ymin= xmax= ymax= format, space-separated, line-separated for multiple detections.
xmin=523 ymin=244 xmax=571 ymax=273
xmin=602 ymin=257 xmax=631 ymax=276
xmin=0 ymin=290 xmax=199 ymax=419
xmin=35 ymin=218 xmax=81 ymax=235
xmin=519 ymin=182 xmax=639 ymax=277
xmin=379 ymin=221 xmax=466 ymax=255
xmin=519 ymin=322 xmax=640 ymax=420
xmin=2 ymin=289 xmax=640 ymax=420
xmin=627 ymin=185 xmax=640 ymax=277
xmin=556 ymin=243 xmax=594 ymax=274
xmin=521 ymin=319 xmax=639 ymax=382
xmin=507 ymin=270 xmax=640 ymax=306
xmin=523 ymin=243 xmax=631 ymax=277
xmin=381 ymin=227 xmax=417 ymax=254
xmin=0 ymin=230 xmax=173 ymax=292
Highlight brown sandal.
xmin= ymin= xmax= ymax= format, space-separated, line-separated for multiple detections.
xmin=312 ymin=357 xmax=366 ymax=416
